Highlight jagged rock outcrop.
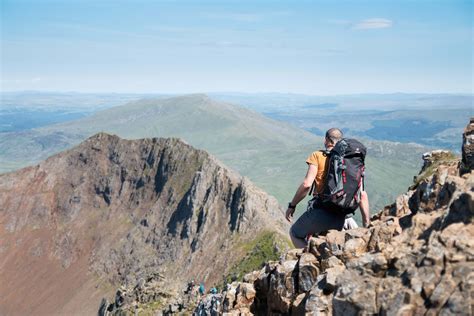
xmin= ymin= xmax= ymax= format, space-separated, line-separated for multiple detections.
xmin=0 ymin=133 xmax=288 ymax=315
xmin=195 ymin=137 xmax=473 ymax=315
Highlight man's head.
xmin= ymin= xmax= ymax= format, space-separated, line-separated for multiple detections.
xmin=324 ymin=128 xmax=343 ymax=149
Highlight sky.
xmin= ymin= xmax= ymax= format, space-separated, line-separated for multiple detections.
xmin=1 ymin=0 xmax=473 ymax=94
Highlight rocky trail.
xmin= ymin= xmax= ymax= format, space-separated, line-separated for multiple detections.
xmin=105 ymin=119 xmax=473 ymax=316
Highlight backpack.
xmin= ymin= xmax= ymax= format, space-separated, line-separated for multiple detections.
xmin=319 ymin=138 xmax=366 ymax=215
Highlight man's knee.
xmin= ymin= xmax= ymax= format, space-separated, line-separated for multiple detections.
xmin=289 ymin=223 xmax=307 ymax=248
xmin=290 ymin=222 xmax=305 ymax=240
xmin=289 ymin=224 xmax=298 ymax=239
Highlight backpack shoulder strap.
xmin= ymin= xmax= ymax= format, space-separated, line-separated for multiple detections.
xmin=320 ymin=149 xmax=331 ymax=156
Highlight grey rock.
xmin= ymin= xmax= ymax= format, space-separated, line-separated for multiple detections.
xmin=298 ymin=253 xmax=319 ymax=293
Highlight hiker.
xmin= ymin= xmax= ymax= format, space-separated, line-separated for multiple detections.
xmin=210 ymin=295 xmax=220 ymax=316
xmin=285 ymin=128 xmax=371 ymax=248
xmin=199 ymin=283 xmax=205 ymax=296
xmin=185 ymin=280 xmax=195 ymax=294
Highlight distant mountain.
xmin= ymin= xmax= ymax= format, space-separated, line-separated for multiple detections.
xmin=0 ymin=94 xmax=315 ymax=168
xmin=0 ymin=94 xmax=428 ymax=215
xmin=212 ymin=92 xmax=472 ymax=151
xmin=0 ymin=133 xmax=289 ymax=315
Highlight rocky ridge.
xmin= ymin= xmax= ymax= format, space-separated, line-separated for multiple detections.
xmin=192 ymin=121 xmax=473 ymax=315
xmin=0 ymin=133 xmax=289 ymax=315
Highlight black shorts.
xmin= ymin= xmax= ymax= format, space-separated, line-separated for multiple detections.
xmin=290 ymin=198 xmax=346 ymax=239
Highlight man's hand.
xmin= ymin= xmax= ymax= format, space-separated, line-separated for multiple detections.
xmin=285 ymin=207 xmax=295 ymax=222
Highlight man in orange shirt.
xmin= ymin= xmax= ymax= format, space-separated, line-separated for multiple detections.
xmin=285 ymin=128 xmax=370 ymax=248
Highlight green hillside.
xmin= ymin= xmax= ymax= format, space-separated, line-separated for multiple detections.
xmin=0 ymin=94 xmax=427 ymax=221
xmin=213 ymin=93 xmax=472 ymax=152
xmin=0 ymin=94 xmax=317 ymax=173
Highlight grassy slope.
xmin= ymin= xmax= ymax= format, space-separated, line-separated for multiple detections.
xmin=1 ymin=94 xmax=426 ymax=219
xmin=222 ymin=231 xmax=290 ymax=286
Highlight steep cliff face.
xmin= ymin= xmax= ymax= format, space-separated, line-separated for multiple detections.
xmin=194 ymin=125 xmax=473 ymax=315
xmin=0 ymin=133 xmax=288 ymax=315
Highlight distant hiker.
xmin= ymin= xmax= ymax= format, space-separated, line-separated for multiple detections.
xmin=199 ymin=283 xmax=205 ymax=296
xmin=210 ymin=295 xmax=220 ymax=315
xmin=286 ymin=128 xmax=371 ymax=248
xmin=185 ymin=280 xmax=195 ymax=294
xmin=210 ymin=287 xmax=217 ymax=294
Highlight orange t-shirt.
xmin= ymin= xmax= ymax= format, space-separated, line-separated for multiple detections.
xmin=306 ymin=150 xmax=329 ymax=195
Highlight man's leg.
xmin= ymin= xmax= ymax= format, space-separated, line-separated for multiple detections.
xmin=289 ymin=206 xmax=346 ymax=248
xmin=289 ymin=225 xmax=307 ymax=248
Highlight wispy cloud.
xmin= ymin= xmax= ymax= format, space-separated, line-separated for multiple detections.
xmin=352 ymin=18 xmax=393 ymax=30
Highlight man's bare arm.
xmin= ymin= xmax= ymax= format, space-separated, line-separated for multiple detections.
xmin=285 ymin=164 xmax=318 ymax=222
xmin=359 ymin=190 xmax=370 ymax=227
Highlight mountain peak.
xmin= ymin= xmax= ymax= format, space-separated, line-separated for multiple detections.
xmin=184 ymin=93 xmax=210 ymax=100
xmin=83 ymin=131 xmax=188 ymax=149
xmin=0 ymin=133 xmax=288 ymax=315
xmin=164 ymin=93 xmax=210 ymax=103
xmin=86 ymin=131 xmax=120 ymax=142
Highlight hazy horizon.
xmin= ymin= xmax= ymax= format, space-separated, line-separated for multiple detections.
xmin=2 ymin=90 xmax=473 ymax=96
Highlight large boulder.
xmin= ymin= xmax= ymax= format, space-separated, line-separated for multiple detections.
xmin=332 ymin=270 xmax=379 ymax=315
xmin=267 ymin=260 xmax=297 ymax=313
xmin=297 ymin=253 xmax=319 ymax=293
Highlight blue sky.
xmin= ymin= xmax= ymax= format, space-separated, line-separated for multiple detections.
xmin=1 ymin=0 xmax=472 ymax=94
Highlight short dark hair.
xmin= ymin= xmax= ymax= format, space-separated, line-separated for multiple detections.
xmin=325 ymin=128 xmax=343 ymax=145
